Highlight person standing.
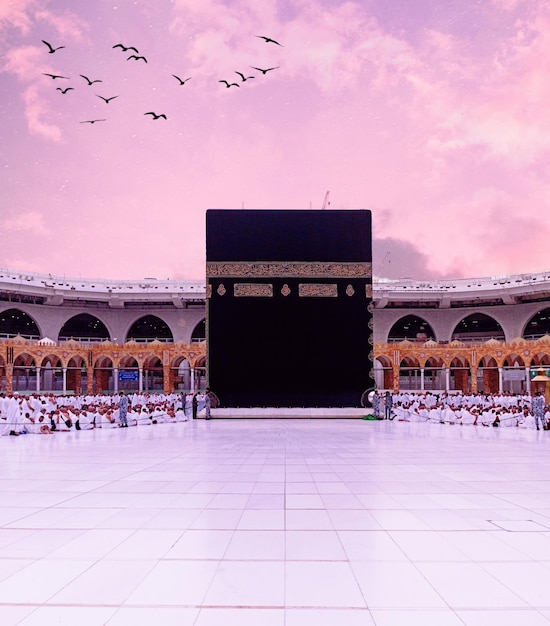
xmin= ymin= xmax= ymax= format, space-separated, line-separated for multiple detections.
xmin=532 ymin=391 xmax=546 ymax=431
xmin=204 ymin=388 xmax=212 ymax=420
xmin=118 ymin=391 xmax=129 ymax=428
xmin=384 ymin=391 xmax=393 ymax=420
xmin=372 ymin=392 xmax=380 ymax=419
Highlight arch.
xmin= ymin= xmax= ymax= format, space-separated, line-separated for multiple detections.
xmin=373 ymin=355 xmax=392 ymax=390
xmin=0 ymin=308 xmax=41 ymax=339
xmin=143 ymin=356 xmax=163 ymax=392
xmin=126 ymin=315 xmax=174 ymax=342
xmin=171 ymin=355 xmax=191 ymax=391
xmin=12 ymin=353 xmax=37 ymax=392
xmin=58 ymin=313 xmax=110 ymax=342
xmin=118 ymin=356 xmax=139 ymax=392
xmin=38 ymin=354 xmax=62 ymax=392
xmin=66 ymin=355 xmax=87 ymax=395
xmin=452 ymin=313 xmax=505 ymax=343
xmin=478 ymin=356 xmax=499 ymax=394
xmin=94 ymin=356 xmax=114 ymax=394
xmin=502 ymin=354 xmax=528 ymax=394
xmin=423 ymin=356 xmax=445 ymax=391
xmin=194 ymin=355 xmax=207 ymax=392
xmin=191 ymin=318 xmax=206 ymax=342
xmin=531 ymin=353 xmax=550 ymax=366
xmin=388 ymin=315 xmax=436 ymax=343
xmin=503 ymin=354 xmax=525 ymax=367
xmin=449 ymin=356 xmax=471 ymax=393
xmin=523 ymin=308 xmax=550 ymax=339
xmin=399 ymin=357 xmax=421 ymax=391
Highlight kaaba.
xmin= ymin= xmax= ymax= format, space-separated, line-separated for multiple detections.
xmin=206 ymin=209 xmax=373 ymax=408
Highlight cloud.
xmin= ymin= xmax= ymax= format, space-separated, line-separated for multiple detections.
xmin=0 ymin=0 xmax=36 ymax=35
xmin=373 ymin=237 xmax=461 ymax=280
xmin=1 ymin=211 xmax=53 ymax=236
xmin=2 ymin=46 xmax=63 ymax=141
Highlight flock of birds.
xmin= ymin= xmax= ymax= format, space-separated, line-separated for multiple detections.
xmin=40 ymin=36 xmax=283 ymax=126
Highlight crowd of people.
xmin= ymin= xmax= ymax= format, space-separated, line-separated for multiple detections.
xmin=3 ymin=388 xmax=549 ymax=435
xmin=0 ymin=390 xmax=212 ymax=436
xmin=371 ymin=390 xmax=550 ymax=429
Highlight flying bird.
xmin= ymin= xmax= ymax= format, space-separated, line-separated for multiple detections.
xmin=113 ymin=43 xmax=139 ymax=53
xmin=41 ymin=40 xmax=65 ymax=53
xmin=144 ymin=112 xmax=167 ymax=120
xmin=235 ymin=71 xmax=254 ymax=82
xmin=56 ymin=87 xmax=74 ymax=94
xmin=172 ymin=74 xmax=192 ymax=85
xmin=96 ymin=95 xmax=119 ymax=103
xmin=42 ymin=73 xmax=69 ymax=79
xmin=219 ymin=80 xmax=240 ymax=88
xmin=256 ymin=35 xmax=283 ymax=46
xmin=250 ymin=66 xmax=280 ymax=75
xmin=127 ymin=55 xmax=147 ymax=63
xmin=80 ymin=119 xmax=106 ymax=124
xmin=80 ymin=74 xmax=102 ymax=85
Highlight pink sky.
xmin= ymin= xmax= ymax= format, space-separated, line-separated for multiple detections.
xmin=1 ymin=0 xmax=549 ymax=281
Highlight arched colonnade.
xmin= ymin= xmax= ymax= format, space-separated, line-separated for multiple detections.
xmin=0 ymin=336 xmax=206 ymax=395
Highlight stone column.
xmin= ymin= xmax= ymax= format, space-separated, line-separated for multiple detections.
xmin=139 ymin=367 xmax=143 ymax=392
xmin=498 ymin=367 xmax=503 ymax=393
xmin=190 ymin=367 xmax=195 ymax=392
xmin=86 ymin=367 xmax=94 ymax=394
xmin=36 ymin=366 xmax=41 ymax=392
xmin=420 ymin=368 xmax=425 ymax=391
xmin=471 ymin=366 xmax=478 ymax=393
xmin=6 ymin=364 xmax=13 ymax=395
xmin=62 ymin=367 xmax=67 ymax=394
xmin=445 ymin=367 xmax=450 ymax=392
xmin=113 ymin=368 xmax=119 ymax=393
xmin=392 ymin=365 xmax=400 ymax=393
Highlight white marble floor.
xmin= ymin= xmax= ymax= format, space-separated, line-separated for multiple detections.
xmin=2 ymin=419 xmax=550 ymax=625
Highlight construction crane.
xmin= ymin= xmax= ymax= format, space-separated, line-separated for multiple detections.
xmin=321 ymin=190 xmax=330 ymax=209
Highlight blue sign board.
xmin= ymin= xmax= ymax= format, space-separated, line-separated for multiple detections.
xmin=119 ymin=370 xmax=138 ymax=381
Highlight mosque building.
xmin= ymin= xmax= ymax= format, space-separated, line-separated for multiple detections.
xmin=1 ymin=267 xmax=550 ymax=397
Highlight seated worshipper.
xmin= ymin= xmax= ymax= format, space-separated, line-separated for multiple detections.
xmin=410 ymin=403 xmax=429 ymax=422
xmin=498 ymin=407 xmax=518 ymax=428
xmin=22 ymin=411 xmax=52 ymax=434
xmin=442 ymin=405 xmax=458 ymax=424
xmin=459 ymin=406 xmax=477 ymax=426
xmin=125 ymin=406 xmax=138 ymax=427
xmin=164 ymin=407 xmax=178 ymax=423
xmin=175 ymin=404 xmax=187 ymax=422
xmin=96 ymin=408 xmax=117 ymax=429
xmin=479 ymin=407 xmax=497 ymax=427
xmin=518 ymin=408 xmax=537 ymax=429
xmin=151 ymin=404 xmax=167 ymax=424
xmin=58 ymin=407 xmax=75 ymax=430
xmin=393 ymin=402 xmax=409 ymax=421
xmin=135 ymin=405 xmax=153 ymax=426
xmin=75 ymin=408 xmax=94 ymax=430
xmin=428 ymin=404 xmax=443 ymax=423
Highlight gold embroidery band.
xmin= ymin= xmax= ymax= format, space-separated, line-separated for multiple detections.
xmin=299 ymin=283 xmax=338 ymax=297
xmin=234 ymin=283 xmax=273 ymax=297
xmin=206 ymin=261 xmax=371 ymax=279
